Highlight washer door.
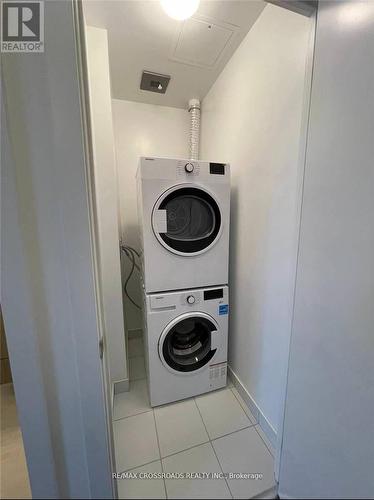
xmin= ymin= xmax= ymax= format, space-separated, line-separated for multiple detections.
xmin=159 ymin=312 xmax=221 ymax=374
xmin=152 ymin=186 xmax=222 ymax=256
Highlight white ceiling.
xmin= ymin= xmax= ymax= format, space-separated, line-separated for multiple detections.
xmin=83 ymin=0 xmax=266 ymax=109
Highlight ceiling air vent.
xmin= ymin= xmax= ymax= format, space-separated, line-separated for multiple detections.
xmin=140 ymin=71 xmax=170 ymax=94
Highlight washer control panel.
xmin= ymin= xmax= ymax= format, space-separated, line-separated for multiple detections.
xmin=179 ymin=287 xmax=227 ymax=307
xmin=150 ymin=287 xmax=228 ymax=310
xmin=186 ymin=295 xmax=196 ymax=305
xmin=180 ymin=291 xmax=201 ymax=306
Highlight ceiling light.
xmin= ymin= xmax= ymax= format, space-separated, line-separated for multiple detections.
xmin=338 ymin=2 xmax=374 ymax=27
xmin=161 ymin=0 xmax=200 ymax=21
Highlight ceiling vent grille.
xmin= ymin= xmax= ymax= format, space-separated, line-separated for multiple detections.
xmin=140 ymin=71 xmax=170 ymax=94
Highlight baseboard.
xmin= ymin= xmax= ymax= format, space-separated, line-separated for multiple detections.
xmin=228 ymin=366 xmax=277 ymax=450
xmin=253 ymin=485 xmax=278 ymax=499
xmin=128 ymin=328 xmax=142 ymax=339
xmin=113 ymin=378 xmax=129 ymax=395
xmin=277 ymin=492 xmax=296 ymax=499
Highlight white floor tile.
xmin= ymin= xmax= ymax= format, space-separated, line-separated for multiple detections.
xmin=154 ymin=399 xmax=209 ymax=457
xmin=195 ymin=388 xmax=252 ymax=439
xmin=129 ymin=356 xmax=146 ymax=381
xmin=0 ymin=385 xmax=31 ymax=499
xmin=114 ymin=412 xmax=159 ymax=472
xmin=212 ymin=427 xmax=275 ymax=499
xmin=117 ymin=460 xmax=166 ymax=499
xmin=129 ymin=337 xmax=143 ymax=358
xmin=230 ymin=387 xmax=257 ymax=424
xmin=113 ymin=379 xmax=151 ymax=420
xmin=163 ymin=443 xmax=231 ymax=499
xmin=254 ymin=425 xmax=275 ymax=457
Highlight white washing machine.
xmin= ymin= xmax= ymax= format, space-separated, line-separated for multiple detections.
xmin=137 ymin=157 xmax=230 ymax=293
xmin=143 ymin=285 xmax=229 ymax=407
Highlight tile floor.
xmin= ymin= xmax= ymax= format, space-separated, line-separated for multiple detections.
xmin=114 ymin=335 xmax=276 ymax=499
xmin=0 ymin=384 xmax=31 ymax=499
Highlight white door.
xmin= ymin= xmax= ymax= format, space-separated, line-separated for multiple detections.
xmin=1 ymin=1 xmax=115 ymax=497
xmin=279 ymin=1 xmax=374 ymax=497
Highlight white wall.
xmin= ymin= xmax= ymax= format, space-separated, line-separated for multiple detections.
xmin=279 ymin=1 xmax=374 ymax=497
xmin=112 ymin=99 xmax=189 ymax=330
xmin=85 ymin=27 xmax=127 ymax=386
xmin=201 ymin=4 xmax=311 ymax=433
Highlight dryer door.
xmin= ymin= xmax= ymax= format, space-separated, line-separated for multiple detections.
xmin=152 ymin=185 xmax=222 ymax=256
xmin=159 ymin=312 xmax=221 ymax=374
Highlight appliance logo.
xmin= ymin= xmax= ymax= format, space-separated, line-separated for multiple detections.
xmin=1 ymin=1 xmax=44 ymax=52
xmin=219 ymin=304 xmax=229 ymax=315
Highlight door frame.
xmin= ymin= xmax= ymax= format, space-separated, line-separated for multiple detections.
xmin=274 ymin=4 xmax=318 ymax=483
xmin=72 ymin=1 xmax=118 ymax=497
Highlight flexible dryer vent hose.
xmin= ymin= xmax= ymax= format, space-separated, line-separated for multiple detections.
xmin=188 ymin=98 xmax=201 ymax=161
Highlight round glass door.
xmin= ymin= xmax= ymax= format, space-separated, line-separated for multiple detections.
xmin=159 ymin=313 xmax=219 ymax=373
xmin=153 ymin=186 xmax=221 ymax=255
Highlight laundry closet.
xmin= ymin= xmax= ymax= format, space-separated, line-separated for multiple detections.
xmin=82 ymin=1 xmax=314 ymax=498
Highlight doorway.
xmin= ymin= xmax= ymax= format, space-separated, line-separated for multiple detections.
xmin=81 ymin=1 xmax=316 ymax=498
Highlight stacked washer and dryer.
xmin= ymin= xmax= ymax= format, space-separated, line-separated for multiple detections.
xmin=136 ymin=156 xmax=230 ymax=406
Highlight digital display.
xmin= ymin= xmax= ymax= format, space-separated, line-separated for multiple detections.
xmin=210 ymin=163 xmax=225 ymax=175
xmin=204 ymin=288 xmax=224 ymax=300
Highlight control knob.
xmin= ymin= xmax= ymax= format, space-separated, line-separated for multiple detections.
xmin=187 ymin=295 xmax=195 ymax=304
xmin=185 ymin=162 xmax=194 ymax=173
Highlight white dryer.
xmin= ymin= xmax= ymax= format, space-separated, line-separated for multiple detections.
xmin=137 ymin=157 xmax=230 ymax=293
xmin=143 ymin=285 xmax=229 ymax=407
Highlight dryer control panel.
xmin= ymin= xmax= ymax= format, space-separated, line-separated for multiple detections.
xmin=176 ymin=160 xmax=228 ymax=180
xmin=138 ymin=157 xmax=230 ymax=183
xmin=177 ymin=160 xmax=201 ymax=178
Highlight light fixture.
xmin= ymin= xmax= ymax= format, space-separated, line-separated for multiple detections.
xmin=161 ymin=0 xmax=200 ymax=21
